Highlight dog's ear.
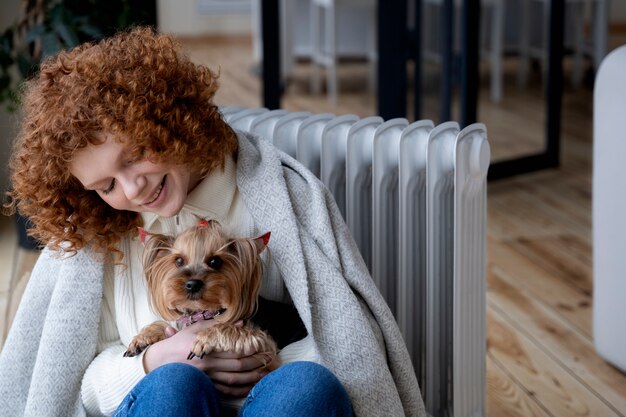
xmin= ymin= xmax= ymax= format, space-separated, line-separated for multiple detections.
xmin=225 ymin=231 xmax=269 ymax=259
xmin=253 ymin=232 xmax=271 ymax=253
xmin=137 ymin=227 xmax=151 ymax=245
xmin=196 ymin=218 xmax=222 ymax=230
xmin=142 ymin=231 xmax=175 ymax=269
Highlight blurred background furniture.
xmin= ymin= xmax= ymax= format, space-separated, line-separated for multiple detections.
xmin=518 ymin=0 xmax=608 ymax=88
xmin=253 ymin=0 xmax=377 ymax=105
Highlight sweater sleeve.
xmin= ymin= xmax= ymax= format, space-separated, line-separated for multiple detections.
xmin=80 ymin=266 xmax=146 ymax=417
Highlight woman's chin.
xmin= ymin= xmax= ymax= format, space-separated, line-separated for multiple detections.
xmin=155 ymin=206 xmax=182 ymax=218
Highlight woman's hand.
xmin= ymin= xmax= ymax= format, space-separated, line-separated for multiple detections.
xmin=202 ymin=350 xmax=269 ymax=397
xmin=142 ymin=319 xmax=268 ymax=397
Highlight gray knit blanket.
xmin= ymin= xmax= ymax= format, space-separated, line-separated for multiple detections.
xmin=0 ymin=131 xmax=425 ymax=417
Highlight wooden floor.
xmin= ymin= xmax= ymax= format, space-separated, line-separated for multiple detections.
xmin=178 ymin=34 xmax=626 ymax=416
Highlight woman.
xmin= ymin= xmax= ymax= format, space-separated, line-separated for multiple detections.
xmin=0 ymin=27 xmax=424 ymax=417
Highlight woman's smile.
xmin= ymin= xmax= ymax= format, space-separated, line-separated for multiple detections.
xmin=142 ymin=176 xmax=166 ymax=207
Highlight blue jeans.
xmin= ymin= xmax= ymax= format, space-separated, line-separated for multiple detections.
xmin=113 ymin=361 xmax=353 ymax=417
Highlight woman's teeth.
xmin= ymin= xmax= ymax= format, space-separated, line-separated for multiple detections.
xmin=145 ymin=180 xmax=163 ymax=205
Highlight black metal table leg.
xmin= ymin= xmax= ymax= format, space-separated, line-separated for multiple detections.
xmin=261 ymin=0 xmax=281 ymax=110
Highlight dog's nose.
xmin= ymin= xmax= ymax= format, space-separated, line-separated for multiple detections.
xmin=185 ymin=279 xmax=204 ymax=294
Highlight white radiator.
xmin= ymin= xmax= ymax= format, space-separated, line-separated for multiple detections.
xmin=221 ymin=107 xmax=490 ymax=417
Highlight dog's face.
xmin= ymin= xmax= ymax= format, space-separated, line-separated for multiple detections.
xmin=141 ymin=220 xmax=269 ymax=324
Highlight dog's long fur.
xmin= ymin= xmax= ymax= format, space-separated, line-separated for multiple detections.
xmin=124 ymin=220 xmax=279 ymax=369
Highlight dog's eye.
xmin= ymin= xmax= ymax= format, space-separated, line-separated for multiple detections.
xmin=207 ymin=256 xmax=223 ymax=270
xmin=175 ymin=257 xmax=185 ymax=267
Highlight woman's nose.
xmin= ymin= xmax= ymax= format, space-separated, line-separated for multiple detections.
xmin=119 ymin=173 xmax=146 ymax=201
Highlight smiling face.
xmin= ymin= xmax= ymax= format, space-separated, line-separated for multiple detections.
xmin=70 ymin=132 xmax=203 ymax=217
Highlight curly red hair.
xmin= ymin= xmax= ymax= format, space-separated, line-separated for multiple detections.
xmin=5 ymin=27 xmax=238 ymax=258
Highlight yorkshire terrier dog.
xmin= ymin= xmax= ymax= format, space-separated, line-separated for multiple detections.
xmin=124 ymin=219 xmax=280 ymax=370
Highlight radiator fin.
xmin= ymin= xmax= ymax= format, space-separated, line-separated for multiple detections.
xmin=372 ymin=118 xmax=409 ymax=315
xmin=226 ymin=107 xmax=269 ymax=131
xmin=398 ymin=120 xmax=434 ymax=391
xmin=346 ymin=117 xmax=384 ymax=271
xmin=249 ymin=109 xmax=289 ymax=141
xmin=273 ymin=112 xmax=312 ymax=157
xmin=453 ymin=124 xmax=489 ymax=417
xmin=296 ymin=113 xmax=335 ymax=178
xmin=321 ymin=115 xmax=360 ymax=218
xmin=425 ymin=121 xmax=459 ymax=416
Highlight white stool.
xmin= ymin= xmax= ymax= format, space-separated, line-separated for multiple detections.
xmin=310 ymin=0 xmax=377 ymax=105
xmin=517 ymin=0 xmax=607 ymax=88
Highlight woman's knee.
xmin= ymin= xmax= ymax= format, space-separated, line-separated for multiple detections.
xmin=241 ymin=361 xmax=353 ymax=416
xmin=147 ymin=363 xmax=214 ymax=397
xmin=278 ymin=361 xmax=346 ymax=393
xmin=115 ymin=363 xmax=220 ymax=417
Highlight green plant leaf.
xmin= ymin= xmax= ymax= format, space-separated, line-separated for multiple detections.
xmin=48 ymin=3 xmax=64 ymax=25
xmin=25 ymin=24 xmax=46 ymax=44
xmin=0 ymin=74 xmax=10 ymax=90
xmin=0 ymin=27 xmax=14 ymax=49
xmin=16 ymin=52 xmax=37 ymax=79
xmin=41 ymin=32 xmax=62 ymax=59
xmin=117 ymin=2 xmax=132 ymax=28
xmin=0 ymin=0 xmax=155 ymax=111
xmin=0 ymin=47 xmax=14 ymax=67
xmin=53 ymin=20 xmax=80 ymax=48
xmin=76 ymin=21 xmax=103 ymax=40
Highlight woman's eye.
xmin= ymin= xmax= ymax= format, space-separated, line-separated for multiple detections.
xmin=123 ymin=147 xmax=146 ymax=165
xmin=207 ymin=256 xmax=223 ymax=270
xmin=101 ymin=179 xmax=116 ymax=195
xmin=175 ymin=257 xmax=185 ymax=267
xmin=124 ymin=155 xmax=142 ymax=165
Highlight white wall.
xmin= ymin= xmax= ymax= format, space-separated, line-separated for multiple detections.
xmin=157 ymin=0 xmax=252 ymax=36
xmin=0 ymin=0 xmax=21 ymax=194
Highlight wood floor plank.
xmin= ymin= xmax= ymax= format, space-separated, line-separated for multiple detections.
xmin=488 ymin=307 xmax=621 ymax=417
xmin=488 ymin=185 xmax=590 ymax=241
xmin=487 ymin=353 xmax=553 ymax=417
xmin=488 ymin=237 xmax=592 ymax=336
xmin=506 ymin=235 xmax=592 ymax=296
xmin=522 ymin=177 xmax=592 ymax=232
xmin=488 ymin=264 xmax=626 ymax=414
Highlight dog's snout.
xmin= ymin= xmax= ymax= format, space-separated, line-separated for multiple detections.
xmin=185 ymin=279 xmax=204 ymax=294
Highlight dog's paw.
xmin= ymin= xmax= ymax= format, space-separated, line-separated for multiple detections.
xmin=123 ymin=321 xmax=169 ymax=357
xmin=124 ymin=338 xmax=150 ymax=358
xmin=187 ymin=330 xmax=219 ymax=360
xmin=187 ymin=325 xmax=279 ymax=362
